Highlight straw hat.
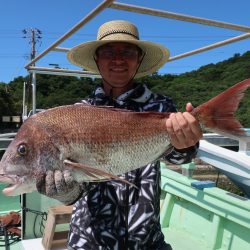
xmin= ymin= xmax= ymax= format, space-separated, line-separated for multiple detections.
xmin=67 ymin=20 xmax=170 ymax=78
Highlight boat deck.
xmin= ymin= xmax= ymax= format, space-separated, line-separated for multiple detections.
xmin=160 ymin=164 xmax=250 ymax=250
xmin=9 ymin=238 xmax=66 ymax=250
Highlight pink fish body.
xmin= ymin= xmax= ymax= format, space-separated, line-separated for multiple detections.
xmin=0 ymin=78 xmax=250 ymax=196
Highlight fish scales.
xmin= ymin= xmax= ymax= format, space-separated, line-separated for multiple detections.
xmin=35 ymin=105 xmax=168 ymax=143
xmin=33 ymin=105 xmax=171 ymax=172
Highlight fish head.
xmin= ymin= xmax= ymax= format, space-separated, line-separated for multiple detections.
xmin=0 ymin=117 xmax=59 ymax=196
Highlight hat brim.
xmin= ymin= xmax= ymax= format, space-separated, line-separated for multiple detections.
xmin=67 ymin=40 xmax=170 ymax=78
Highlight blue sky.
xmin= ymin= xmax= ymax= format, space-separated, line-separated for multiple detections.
xmin=1 ymin=0 xmax=250 ymax=83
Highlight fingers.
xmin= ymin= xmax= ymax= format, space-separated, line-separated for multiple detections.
xmin=45 ymin=170 xmax=57 ymax=197
xmin=185 ymin=102 xmax=193 ymax=112
xmin=166 ymin=113 xmax=185 ymax=148
xmin=35 ymin=169 xmax=46 ymax=194
xmin=35 ymin=169 xmax=82 ymax=204
xmin=54 ymin=170 xmax=67 ymax=194
xmin=166 ymin=112 xmax=203 ymax=149
xmin=63 ymin=170 xmax=76 ymax=190
xmin=36 ymin=169 xmax=76 ymax=197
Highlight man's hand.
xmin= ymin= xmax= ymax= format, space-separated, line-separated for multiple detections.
xmin=36 ymin=169 xmax=83 ymax=205
xmin=165 ymin=102 xmax=203 ymax=149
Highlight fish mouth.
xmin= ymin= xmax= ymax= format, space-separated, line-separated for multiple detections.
xmin=0 ymin=174 xmax=17 ymax=184
xmin=0 ymin=174 xmax=22 ymax=196
xmin=2 ymin=183 xmax=22 ymax=196
xmin=0 ymin=173 xmax=36 ymax=196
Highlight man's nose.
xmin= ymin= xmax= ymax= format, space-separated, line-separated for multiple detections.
xmin=112 ymin=51 xmax=125 ymax=61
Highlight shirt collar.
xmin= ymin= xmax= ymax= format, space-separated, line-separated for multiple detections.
xmin=92 ymin=83 xmax=153 ymax=105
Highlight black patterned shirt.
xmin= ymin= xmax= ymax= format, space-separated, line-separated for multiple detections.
xmin=68 ymin=84 xmax=198 ymax=250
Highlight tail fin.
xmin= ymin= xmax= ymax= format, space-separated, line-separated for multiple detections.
xmin=192 ymin=78 xmax=250 ymax=135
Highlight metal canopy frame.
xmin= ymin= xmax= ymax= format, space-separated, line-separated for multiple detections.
xmin=24 ymin=0 xmax=250 ymax=112
xmin=25 ymin=0 xmax=250 ymax=75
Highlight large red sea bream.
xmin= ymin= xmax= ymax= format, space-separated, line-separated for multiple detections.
xmin=0 ymin=79 xmax=250 ymax=196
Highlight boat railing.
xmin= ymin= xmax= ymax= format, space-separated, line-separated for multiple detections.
xmin=200 ymin=129 xmax=250 ymax=171
xmin=176 ymin=129 xmax=250 ymax=197
xmin=0 ymin=133 xmax=17 ymax=151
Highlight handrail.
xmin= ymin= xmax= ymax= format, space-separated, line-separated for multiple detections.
xmin=27 ymin=66 xmax=101 ymax=78
xmin=0 ymin=133 xmax=17 ymax=138
xmin=168 ymin=33 xmax=250 ymax=62
xmin=198 ymin=135 xmax=250 ymax=197
xmin=110 ymin=3 xmax=250 ymax=32
xmin=198 ymin=140 xmax=250 ymax=177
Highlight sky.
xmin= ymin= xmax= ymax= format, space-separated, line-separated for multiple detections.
xmin=1 ymin=0 xmax=250 ymax=83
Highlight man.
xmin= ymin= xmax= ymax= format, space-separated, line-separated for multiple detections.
xmin=37 ymin=20 xmax=202 ymax=249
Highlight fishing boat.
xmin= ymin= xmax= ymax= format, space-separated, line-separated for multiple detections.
xmin=0 ymin=1 xmax=250 ymax=249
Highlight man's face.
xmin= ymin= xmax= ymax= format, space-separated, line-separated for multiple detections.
xmin=95 ymin=42 xmax=141 ymax=88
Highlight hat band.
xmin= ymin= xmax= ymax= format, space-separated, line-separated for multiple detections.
xmin=99 ymin=30 xmax=139 ymax=41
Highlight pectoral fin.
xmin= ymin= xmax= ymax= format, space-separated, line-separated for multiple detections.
xmin=64 ymin=159 xmax=138 ymax=188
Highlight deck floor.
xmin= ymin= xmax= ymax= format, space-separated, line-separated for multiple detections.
xmin=8 ymin=238 xmax=67 ymax=250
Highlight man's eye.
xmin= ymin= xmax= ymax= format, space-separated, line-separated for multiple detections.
xmin=101 ymin=50 xmax=114 ymax=57
xmin=97 ymin=49 xmax=138 ymax=59
xmin=122 ymin=50 xmax=138 ymax=58
xmin=123 ymin=50 xmax=133 ymax=57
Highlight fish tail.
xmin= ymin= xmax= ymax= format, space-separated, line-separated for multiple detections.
xmin=192 ymin=78 xmax=250 ymax=135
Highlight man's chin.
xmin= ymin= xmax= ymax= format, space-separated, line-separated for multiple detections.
xmin=108 ymin=81 xmax=132 ymax=88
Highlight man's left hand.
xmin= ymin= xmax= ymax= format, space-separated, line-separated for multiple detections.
xmin=165 ymin=102 xmax=203 ymax=149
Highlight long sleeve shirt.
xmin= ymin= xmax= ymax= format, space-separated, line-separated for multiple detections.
xmin=68 ymin=83 xmax=198 ymax=250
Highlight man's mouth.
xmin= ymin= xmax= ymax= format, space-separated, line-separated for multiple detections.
xmin=111 ymin=67 xmax=127 ymax=73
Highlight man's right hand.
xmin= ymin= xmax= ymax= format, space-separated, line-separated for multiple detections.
xmin=36 ymin=169 xmax=84 ymax=205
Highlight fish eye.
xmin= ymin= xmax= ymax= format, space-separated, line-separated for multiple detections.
xmin=17 ymin=144 xmax=27 ymax=156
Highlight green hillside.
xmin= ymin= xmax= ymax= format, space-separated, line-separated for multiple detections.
xmin=1 ymin=51 xmax=250 ymax=128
